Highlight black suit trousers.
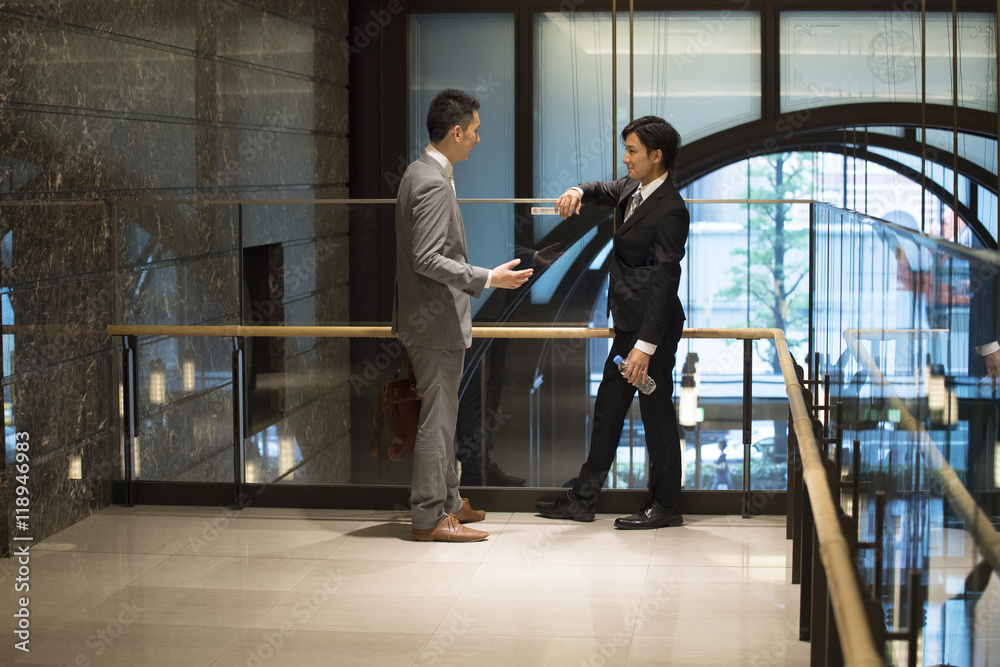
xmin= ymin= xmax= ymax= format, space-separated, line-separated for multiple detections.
xmin=572 ymin=323 xmax=684 ymax=508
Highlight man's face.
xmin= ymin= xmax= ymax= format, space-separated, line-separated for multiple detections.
xmin=455 ymin=110 xmax=481 ymax=161
xmin=622 ymin=132 xmax=661 ymax=184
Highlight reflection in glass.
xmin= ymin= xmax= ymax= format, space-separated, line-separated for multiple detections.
xmin=534 ymin=10 xmax=761 ymax=207
xmin=781 ymin=11 xmax=997 ymax=113
xmin=815 ymin=205 xmax=1000 ymax=664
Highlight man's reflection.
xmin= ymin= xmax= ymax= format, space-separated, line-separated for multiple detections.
xmin=455 ymin=243 xmax=562 ymax=486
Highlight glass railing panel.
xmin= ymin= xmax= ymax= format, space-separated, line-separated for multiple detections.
xmin=111 ymin=200 xmax=807 ymax=494
xmin=813 ymin=201 xmax=1000 ymax=665
xmin=115 ymin=202 xmax=241 ymax=483
xmin=132 ymin=334 xmax=234 ymax=482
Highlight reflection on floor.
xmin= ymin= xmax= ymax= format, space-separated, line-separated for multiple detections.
xmin=0 ymin=508 xmax=812 ymax=666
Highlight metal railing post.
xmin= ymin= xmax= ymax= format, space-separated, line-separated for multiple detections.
xmin=742 ymin=339 xmax=753 ymax=517
xmin=232 ymin=336 xmax=246 ymax=509
xmin=121 ymin=335 xmax=138 ymax=507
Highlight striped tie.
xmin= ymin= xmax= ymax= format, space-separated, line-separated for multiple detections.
xmin=627 ymin=189 xmax=643 ymax=220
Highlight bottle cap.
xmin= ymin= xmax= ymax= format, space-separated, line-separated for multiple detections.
xmin=613 ymin=355 xmax=623 ymax=364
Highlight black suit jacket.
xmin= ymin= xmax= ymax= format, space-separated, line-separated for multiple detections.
xmin=968 ymin=259 xmax=1000 ymax=377
xmin=578 ymin=176 xmax=690 ymax=347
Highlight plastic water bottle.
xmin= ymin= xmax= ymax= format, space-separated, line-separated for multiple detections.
xmin=614 ymin=355 xmax=656 ymax=394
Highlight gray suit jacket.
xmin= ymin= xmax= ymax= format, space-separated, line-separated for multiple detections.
xmin=392 ymin=153 xmax=490 ymax=350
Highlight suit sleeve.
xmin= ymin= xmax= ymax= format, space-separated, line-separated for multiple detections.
xmin=638 ymin=197 xmax=690 ymax=346
xmin=577 ymin=178 xmax=629 ymax=208
xmin=409 ymin=178 xmax=490 ymax=296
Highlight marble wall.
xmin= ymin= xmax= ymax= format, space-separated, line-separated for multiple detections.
xmin=0 ymin=0 xmax=350 ymax=556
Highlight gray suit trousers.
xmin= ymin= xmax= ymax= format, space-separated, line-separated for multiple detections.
xmin=406 ymin=343 xmax=466 ymax=530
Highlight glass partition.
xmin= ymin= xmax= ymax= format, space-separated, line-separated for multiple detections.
xmin=111 ymin=199 xmax=800 ymax=494
xmin=533 ymin=10 xmax=762 ymax=205
xmin=780 ymin=11 xmax=998 ymax=114
xmin=813 ymin=202 xmax=1000 ymax=666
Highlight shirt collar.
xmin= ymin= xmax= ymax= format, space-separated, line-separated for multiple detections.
xmin=636 ymin=170 xmax=668 ymax=200
xmin=424 ymin=144 xmax=453 ymax=178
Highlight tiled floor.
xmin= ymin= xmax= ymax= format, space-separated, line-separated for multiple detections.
xmin=1 ymin=506 xmax=811 ymax=666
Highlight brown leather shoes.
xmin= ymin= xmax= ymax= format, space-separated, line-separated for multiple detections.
xmin=411 ymin=515 xmax=489 ymax=542
xmin=453 ymin=497 xmax=486 ymax=523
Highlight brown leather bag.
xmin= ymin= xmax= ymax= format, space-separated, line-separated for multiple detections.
xmin=370 ymin=362 xmax=421 ymax=461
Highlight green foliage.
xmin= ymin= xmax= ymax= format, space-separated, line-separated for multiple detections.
xmin=716 ymin=153 xmax=813 ymax=371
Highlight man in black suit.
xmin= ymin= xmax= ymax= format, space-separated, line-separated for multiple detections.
xmin=536 ymin=115 xmax=690 ymax=529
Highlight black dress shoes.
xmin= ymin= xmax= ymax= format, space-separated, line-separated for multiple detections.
xmin=614 ymin=499 xmax=683 ymax=529
xmin=535 ymin=492 xmax=596 ymax=522
xmin=485 ymin=460 xmax=527 ymax=487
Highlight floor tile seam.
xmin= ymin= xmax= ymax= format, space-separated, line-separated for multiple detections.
xmin=125 ymin=555 xmax=324 ymax=592
xmin=406 ymin=630 xmax=643 ymax=641
xmin=419 ymin=557 xmax=498 ymax=652
xmin=407 ymin=626 xmax=447 ymax=667
xmin=174 ymin=550 xmax=345 ymax=560
xmin=31 ymin=545 xmax=205 ymax=558
xmin=147 ymin=553 xmax=328 ymax=565
xmin=100 ymin=552 xmax=173 ymax=594
xmin=228 ymin=584 xmax=300 ymax=637
xmin=202 ymin=625 xmax=256 ymax=667
xmin=168 ymin=519 xmax=248 ymax=558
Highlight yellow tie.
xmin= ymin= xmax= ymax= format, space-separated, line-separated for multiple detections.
xmin=449 ymin=173 xmax=456 ymax=194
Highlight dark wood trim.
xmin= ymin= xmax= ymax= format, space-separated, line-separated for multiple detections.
xmin=515 ymin=8 xmax=534 ymax=202
xmin=676 ymin=103 xmax=998 ymax=187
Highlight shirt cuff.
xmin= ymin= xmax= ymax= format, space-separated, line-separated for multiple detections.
xmin=570 ymin=186 xmax=584 ymax=197
xmin=976 ymin=341 xmax=1000 ymax=356
xmin=634 ymin=339 xmax=657 ymax=356
xmin=485 ymin=269 xmax=493 ymax=289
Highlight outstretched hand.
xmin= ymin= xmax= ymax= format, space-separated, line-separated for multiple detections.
xmin=534 ymin=243 xmax=563 ymax=268
xmin=491 ymin=258 xmax=533 ymax=289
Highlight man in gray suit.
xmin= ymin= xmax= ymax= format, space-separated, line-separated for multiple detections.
xmin=393 ymin=89 xmax=532 ymax=542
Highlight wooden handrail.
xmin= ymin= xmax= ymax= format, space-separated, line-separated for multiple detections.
xmin=844 ymin=328 xmax=1000 ymax=575
xmin=105 ymin=322 xmax=882 ymax=665
xmin=774 ymin=329 xmax=883 ymax=667
xmin=105 ymin=324 xmax=779 ymax=339
xmin=0 ymin=197 xmax=826 ymax=206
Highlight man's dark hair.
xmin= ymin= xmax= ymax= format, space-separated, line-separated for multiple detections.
xmin=427 ymin=89 xmax=480 ymax=143
xmin=621 ymin=115 xmax=681 ymax=176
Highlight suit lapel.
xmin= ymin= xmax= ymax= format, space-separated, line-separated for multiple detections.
xmin=616 ymin=180 xmax=664 ymax=237
xmin=417 ymin=152 xmax=467 ymax=252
